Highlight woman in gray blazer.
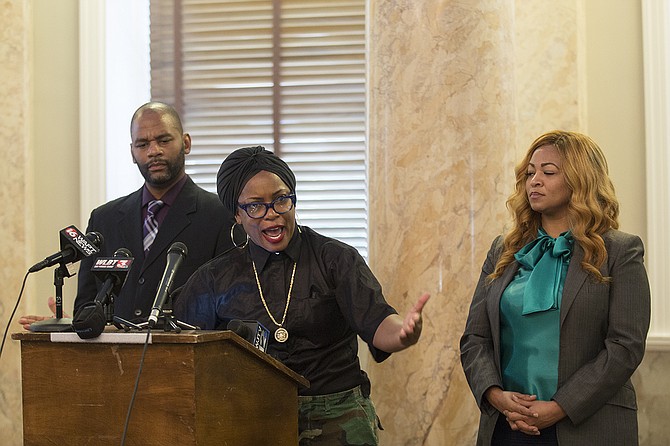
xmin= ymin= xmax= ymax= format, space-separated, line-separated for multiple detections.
xmin=460 ymin=131 xmax=650 ymax=446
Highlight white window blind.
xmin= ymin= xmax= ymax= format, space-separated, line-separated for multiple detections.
xmin=150 ymin=0 xmax=368 ymax=257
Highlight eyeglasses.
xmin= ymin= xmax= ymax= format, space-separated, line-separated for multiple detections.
xmin=238 ymin=194 xmax=296 ymax=219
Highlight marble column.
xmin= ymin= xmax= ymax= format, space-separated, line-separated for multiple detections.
xmin=367 ymin=1 xmax=517 ymax=444
xmin=633 ymin=350 xmax=670 ymax=446
xmin=366 ymin=1 xmax=580 ymax=444
xmin=0 ymin=1 xmax=31 ymax=444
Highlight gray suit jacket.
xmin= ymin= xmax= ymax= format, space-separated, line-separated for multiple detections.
xmin=460 ymin=229 xmax=650 ymax=446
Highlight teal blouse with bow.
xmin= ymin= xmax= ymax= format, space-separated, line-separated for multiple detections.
xmin=499 ymin=229 xmax=573 ymax=401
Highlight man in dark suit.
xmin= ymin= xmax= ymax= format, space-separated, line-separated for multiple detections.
xmin=20 ymin=101 xmax=236 ymax=326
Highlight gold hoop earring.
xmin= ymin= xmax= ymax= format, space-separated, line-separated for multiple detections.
xmin=230 ymin=222 xmax=249 ymax=249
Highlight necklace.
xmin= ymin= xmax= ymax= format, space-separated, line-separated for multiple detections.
xmin=252 ymin=259 xmax=296 ymax=343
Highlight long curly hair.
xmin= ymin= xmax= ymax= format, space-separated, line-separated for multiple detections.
xmin=489 ymin=131 xmax=619 ymax=282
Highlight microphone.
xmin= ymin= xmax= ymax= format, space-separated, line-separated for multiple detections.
xmin=72 ymin=248 xmax=134 ymax=339
xmin=91 ymin=248 xmax=134 ymax=305
xmin=148 ymin=242 xmax=188 ymax=328
xmin=71 ymin=302 xmax=106 ymax=339
xmin=29 ymin=226 xmax=103 ymax=273
xmin=227 ymin=319 xmax=270 ymax=352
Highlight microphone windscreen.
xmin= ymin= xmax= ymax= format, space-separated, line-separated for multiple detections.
xmin=86 ymin=231 xmax=104 ymax=249
xmin=114 ymin=247 xmax=132 ymax=258
xmin=227 ymin=319 xmax=253 ymax=339
xmin=168 ymin=241 xmax=188 ymax=257
xmin=72 ymin=302 xmax=106 ymax=339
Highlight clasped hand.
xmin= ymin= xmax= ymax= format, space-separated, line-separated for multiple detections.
xmin=485 ymin=387 xmax=566 ymax=436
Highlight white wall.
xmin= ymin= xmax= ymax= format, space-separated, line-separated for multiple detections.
xmin=31 ymin=0 xmax=81 ymax=313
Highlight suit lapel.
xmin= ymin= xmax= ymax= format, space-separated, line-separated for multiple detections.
xmin=117 ymin=189 xmax=144 ymax=261
xmin=560 ymin=242 xmax=588 ymax=326
xmin=142 ymin=179 xmax=198 ymax=271
xmin=488 ymin=265 xmax=517 ymax=314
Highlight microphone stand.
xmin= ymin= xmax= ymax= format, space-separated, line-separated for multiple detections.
xmin=139 ymin=307 xmax=198 ymax=333
xmin=29 ymin=263 xmax=75 ymax=332
xmin=94 ymin=277 xmax=138 ymax=331
xmin=114 ymin=293 xmax=198 ymax=333
xmin=112 ymin=315 xmax=144 ymax=331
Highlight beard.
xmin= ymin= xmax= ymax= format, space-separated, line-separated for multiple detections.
xmin=137 ymin=146 xmax=186 ymax=187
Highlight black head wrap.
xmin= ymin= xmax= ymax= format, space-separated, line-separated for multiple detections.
xmin=217 ymin=146 xmax=297 ymax=214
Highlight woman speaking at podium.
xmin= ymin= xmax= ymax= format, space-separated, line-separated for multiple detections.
xmin=175 ymin=145 xmax=430 ymax=445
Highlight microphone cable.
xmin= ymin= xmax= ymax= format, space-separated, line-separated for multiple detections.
xmin=120 ymin=326 xmax=152 ymax=446
xmin=0 ymin=271 xmax=29 ymax=361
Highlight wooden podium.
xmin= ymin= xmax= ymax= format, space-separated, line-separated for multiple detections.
xmin=12 ymin=329 xmax=309 ymax=446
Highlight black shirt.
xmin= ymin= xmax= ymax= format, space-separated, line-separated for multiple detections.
xmin=174 ymin=225 xmax=397 ymax=396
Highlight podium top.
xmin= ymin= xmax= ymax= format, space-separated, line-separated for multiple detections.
xmin=12 ymin=329 xmax=309 ymax=388
xmin=13 ymin=328 xmax=232 ymax=343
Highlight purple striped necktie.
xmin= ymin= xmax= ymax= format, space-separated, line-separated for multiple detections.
xmin=143 ymin=199 xmax=164 ymax=253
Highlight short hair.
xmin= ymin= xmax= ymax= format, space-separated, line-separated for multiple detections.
xmin=130 ymin=101 xmax=184 ymax=135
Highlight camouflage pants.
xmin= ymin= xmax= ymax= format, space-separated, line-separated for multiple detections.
xmin=298 ymin=386 xmax=381 ymax=446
